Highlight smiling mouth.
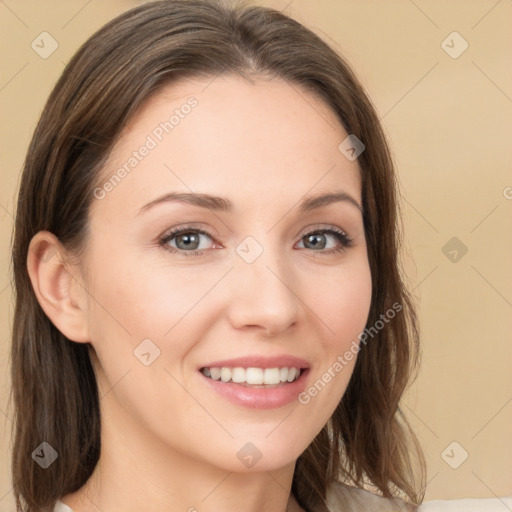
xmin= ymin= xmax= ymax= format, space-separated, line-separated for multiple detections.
xmin=200 ymin=366 xmax=302 ymax=387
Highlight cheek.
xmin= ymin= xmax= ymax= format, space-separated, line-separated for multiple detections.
xmin=311 ymin=261 xmax=373 ymax=351
xmin=86 ymin=248 xmax=219 ymax=340
xmin=82 ymin=245 xmax=231 ymax=398
xmin=297 ymin=261 xmax=372 ymax=410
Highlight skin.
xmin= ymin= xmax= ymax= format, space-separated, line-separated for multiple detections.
xmin=28 ymin=75 xmax=372 ymax=512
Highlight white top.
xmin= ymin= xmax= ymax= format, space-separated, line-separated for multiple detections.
xmin=54 ymin=501 xmax=73 ymax=512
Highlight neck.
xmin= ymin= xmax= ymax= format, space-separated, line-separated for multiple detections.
xmin=61 ymin=394 xmax=304 ymax=512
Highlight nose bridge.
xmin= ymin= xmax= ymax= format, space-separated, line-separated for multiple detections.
xmin=228 ymin=234 xmax=299 ymax=335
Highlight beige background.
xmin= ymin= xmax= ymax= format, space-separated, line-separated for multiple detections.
xmin=1 ymin=0 xmax=511 ymax=508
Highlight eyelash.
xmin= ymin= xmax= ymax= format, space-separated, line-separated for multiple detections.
xmin=158 ymin=224 xmax=353 ymax=257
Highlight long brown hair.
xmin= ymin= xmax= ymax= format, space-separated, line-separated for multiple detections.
xmin=10 ymin=1 xmax=425 ymax=510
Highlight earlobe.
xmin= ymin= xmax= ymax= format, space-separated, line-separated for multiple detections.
xmin=27 ymin=231 xmax=90 ymax=343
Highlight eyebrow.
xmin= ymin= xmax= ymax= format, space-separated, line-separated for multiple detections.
xmin=137 ymin=189 xmax=363 ymax=216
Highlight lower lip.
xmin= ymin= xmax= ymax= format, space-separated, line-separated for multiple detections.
xmin=200 ymin=370 xmax=309 ymax=409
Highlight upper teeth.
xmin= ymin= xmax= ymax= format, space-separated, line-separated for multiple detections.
xmin=201 ymin=367 xmax=301 ymax=385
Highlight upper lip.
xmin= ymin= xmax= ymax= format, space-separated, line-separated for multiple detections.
xmin=199 ymin=355 xmax=310 ymax=370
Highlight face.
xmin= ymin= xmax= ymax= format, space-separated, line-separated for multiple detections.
xmin=79 ymin=75 xmax=372 ymax=472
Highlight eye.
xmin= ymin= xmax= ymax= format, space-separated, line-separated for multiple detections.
xmin=158 ymin=226 xmax=217 ymax=256
xmin=296 ymin=227 xmax=352 ymax=254
xmin=158 ymin=225 xmax=353 ymax=257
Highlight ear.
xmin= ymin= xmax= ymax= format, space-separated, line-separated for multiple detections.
xmin=27 ymin=231 xmax=90 ymax=343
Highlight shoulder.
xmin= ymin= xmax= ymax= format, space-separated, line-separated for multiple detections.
xmin=324 ymin=480 xmax=418 ymax=512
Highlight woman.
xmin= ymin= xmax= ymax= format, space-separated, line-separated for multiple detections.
xmin=10 ymin=1 xmax=425 ymax=510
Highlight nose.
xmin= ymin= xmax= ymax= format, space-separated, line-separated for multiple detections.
xmin=226 ymin=245 xmax=299 ymax=337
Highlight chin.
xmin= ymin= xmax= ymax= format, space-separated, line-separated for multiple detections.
xmin=215 ymin=435 xmax=310 ymax=474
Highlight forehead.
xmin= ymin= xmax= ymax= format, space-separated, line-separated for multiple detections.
xmin=92 ymin=75 xmax=362 ymax=219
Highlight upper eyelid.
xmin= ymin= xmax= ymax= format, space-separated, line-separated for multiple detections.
xmin=302 ymin=225 xmax=348 ymax=237
xmin=160 ymin=225 xmax=348 ymax=237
